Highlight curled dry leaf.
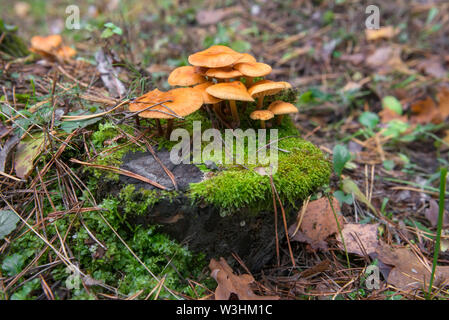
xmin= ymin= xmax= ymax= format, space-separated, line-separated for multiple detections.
xmin=365 ymin=26 xmax=399 ymax=41
xmin=377 ymin=244 xmax=449 ymax=291
xmin=336 ymin=223 xmax=379 ymax=256
xmin=209 ymin=258 xmax=279 ymax=300
xmin=14 ymin=133 xmax=47 ymax=179
xmin=289 ymin=197 xmax=343 ymax=250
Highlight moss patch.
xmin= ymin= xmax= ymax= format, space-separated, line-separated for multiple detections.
xmin=189 ymin=136 xmax=331 ymax=212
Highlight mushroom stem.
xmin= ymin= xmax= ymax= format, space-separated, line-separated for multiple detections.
xmin=165 ymin=119 xmax=174 ymax=139
xmin=260 ymin=120 xmax=266 ymax=129
xmin=229 ymin=100 xmax=240 ymax=124
xmin=155 ymin=119 xmax=163 ymax=136
xmin=135 ymin=115 xmax=140 ymax=127
xmin=256 ymin=96 xmax=264 ymax=109
xmin=276 ymin=114 xmax=284 ymax=125
xmin=245 ymin=76 xmax=254 ymax=87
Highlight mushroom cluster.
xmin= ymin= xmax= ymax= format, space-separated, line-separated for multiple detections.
xmin=129 ymin=45 xmax=298 ymax=135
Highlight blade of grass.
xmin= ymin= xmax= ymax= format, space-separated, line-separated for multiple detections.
xmin=427 ymin=167 xmax=447 ymax=299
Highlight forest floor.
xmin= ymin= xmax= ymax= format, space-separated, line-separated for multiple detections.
xmin=0 ymin=0 xmax=449 ymax=300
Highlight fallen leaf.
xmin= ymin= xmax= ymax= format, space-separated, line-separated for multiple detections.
xmin=436 ymin=87 xmax=449 ymax=120
xmin=340 ymin=53 xmax=365 ymax=65
xmin=290 ymin=197 xmax=343 ymax=250
xmin=377 ymin=244 xmax=449 ymax=291
xmin=366 ymin=46 xmax=408 ymax=73
xmin=410 ymin=97 xmax=440 ymax=124
xmin=424 ymin=199 xmax=449 ymax=228
xmin=417 ymin=57 xmax=447 ymax=79
xmin=0 ymin=210 xmax=20 ymax=240
xmin=14 ymin=133 xmax=47 ymax=179
xmin=336 ymin=223 xmax=379 ymax=256
xmin=365 ymin=26 xmax=399 ymax=41
xmin=379 ymin=108 xmax=407 ymax=123
xmin=209 ymin=258 xmax=279 ymax=300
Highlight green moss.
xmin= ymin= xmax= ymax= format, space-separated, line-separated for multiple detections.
xmin=189 ymin=136 xmax=331 ymax=213
xmin=119 ymin=184 xmax=179 ymax=216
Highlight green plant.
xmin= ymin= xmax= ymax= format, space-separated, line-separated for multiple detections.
xmin=427 ymin=167 xmax=448 ymax=299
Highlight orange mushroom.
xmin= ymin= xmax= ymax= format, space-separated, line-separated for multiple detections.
xmin=168 ymin=66 xmax=207 ymax=87
xmin=248 ymin=80 xmax=287 ymax=109
xmin=250 ymin=110 xmax=274 ymax=129
xmin=130 ymin=88 xmax=203 ymax=138
xmin=188 ymin=45 xmax=243 ymax=68
xmin=206 ymin=81 xmax=254 ymax=124
xmin=268 ymin=100 xmax=298 ymax=125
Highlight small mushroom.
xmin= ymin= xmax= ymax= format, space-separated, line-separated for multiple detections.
xmin=129 ymin=88 xmax=203 ymax=138
xmin=268 ymin=100 xmax=298 ymax=125
xmin=168 ymin=66 xmax=207 ymax=87
xmin=188 ymin=45 xmax=243 ymax=68
xmin=248 ymin=80 xmax=287 ymax=110
xmin=205 ymin=67 xmax=243 ymax=81
xmin=250 ymin=110 xmax=274 ymax=129
xmin=206 ymin=81 xmax=254 ymax=125
xmin=233 ymin=62 xmax=272 ymax=87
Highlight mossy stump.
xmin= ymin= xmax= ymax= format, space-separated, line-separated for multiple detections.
xmin=93 ymin=136 xmax=331 ymax=272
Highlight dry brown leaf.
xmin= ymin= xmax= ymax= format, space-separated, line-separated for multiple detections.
xmin=336 ymin=223 xmax=379 ymax=256
xmin=340 ymin=53 xmax=365 ymax=65
xmin=417 ymin=57 xmax=447 ymax=79
xmin=379 ymin=108 xmax=407 ymax=123
xmin=436 ymin=87 xmax=449 ymax=120
xmin=209 ymin=258 xmax=279 ymax=300
xmin=366 ymin=46 xmax=408 ymax=73
xmin=410 ymin=97 xmax=440 ymax=124
xmin=365 ymin=26 xmax=399 ymax=41
xmin=377 ymin=245 xmax=449 ymax=291
xmin=290 ymin=197 xmax=343 ymax=250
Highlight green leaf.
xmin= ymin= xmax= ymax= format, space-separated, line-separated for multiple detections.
xmin=359 ymin=111 xmax=379 ymax=130
xmin=383 ymin=159 xmax=395 ymax=171
xmin=59 ymin=109 xmax=102 ymax=133
xmin=334 ymin=190 xmax=353 ymax=205
xmin=382 ymin=96 xmax=402 ymax=115
xmin=101 ymin=28 xmax=115 ymax=39
xmin=382 ymin=119 xmax=410 ymax=138
xmin=342 ymin=178 xmax=377 ymax=213
xmin=333 ymin=144 xmax=351 ymax=177
xmin=2 ymin=253 xmax=25 ymax=276
xmin=0 ymin=210 xmax=19 ymax=239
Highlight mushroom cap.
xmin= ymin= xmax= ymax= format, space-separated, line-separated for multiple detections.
xmin=234 ymin=62 xmax=272 ymax=78
xmin=250 ymin=110 xmax=274 ymax=121
xmin=31 ymin=35 xmax=62 ymax=52
xmin=235 ymin=53 xmax=257 ymax=64
xmin=248 ymin=80 xmax=287 ymax=98
xmin=168 ymin=66 xmax=207 ymax=86
xmin=278 ymin=81 xmax=292 ymax=89
xmin=268 ymin=101 xmax=298 ymax=115
xmin=188 ymin=45 xmax=243 ymax=68
xmin=206 ymin=81 xmax=255 ymax=102
xmin=129 ymin=88 xmax=203 ymax=119
xmin=205 ymin=67 xmax=243 ymax=79
xmin=56 ymin=46 xmax=77 ymax=59
xmin=194 ymin=82 xmax=222 ymax=104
